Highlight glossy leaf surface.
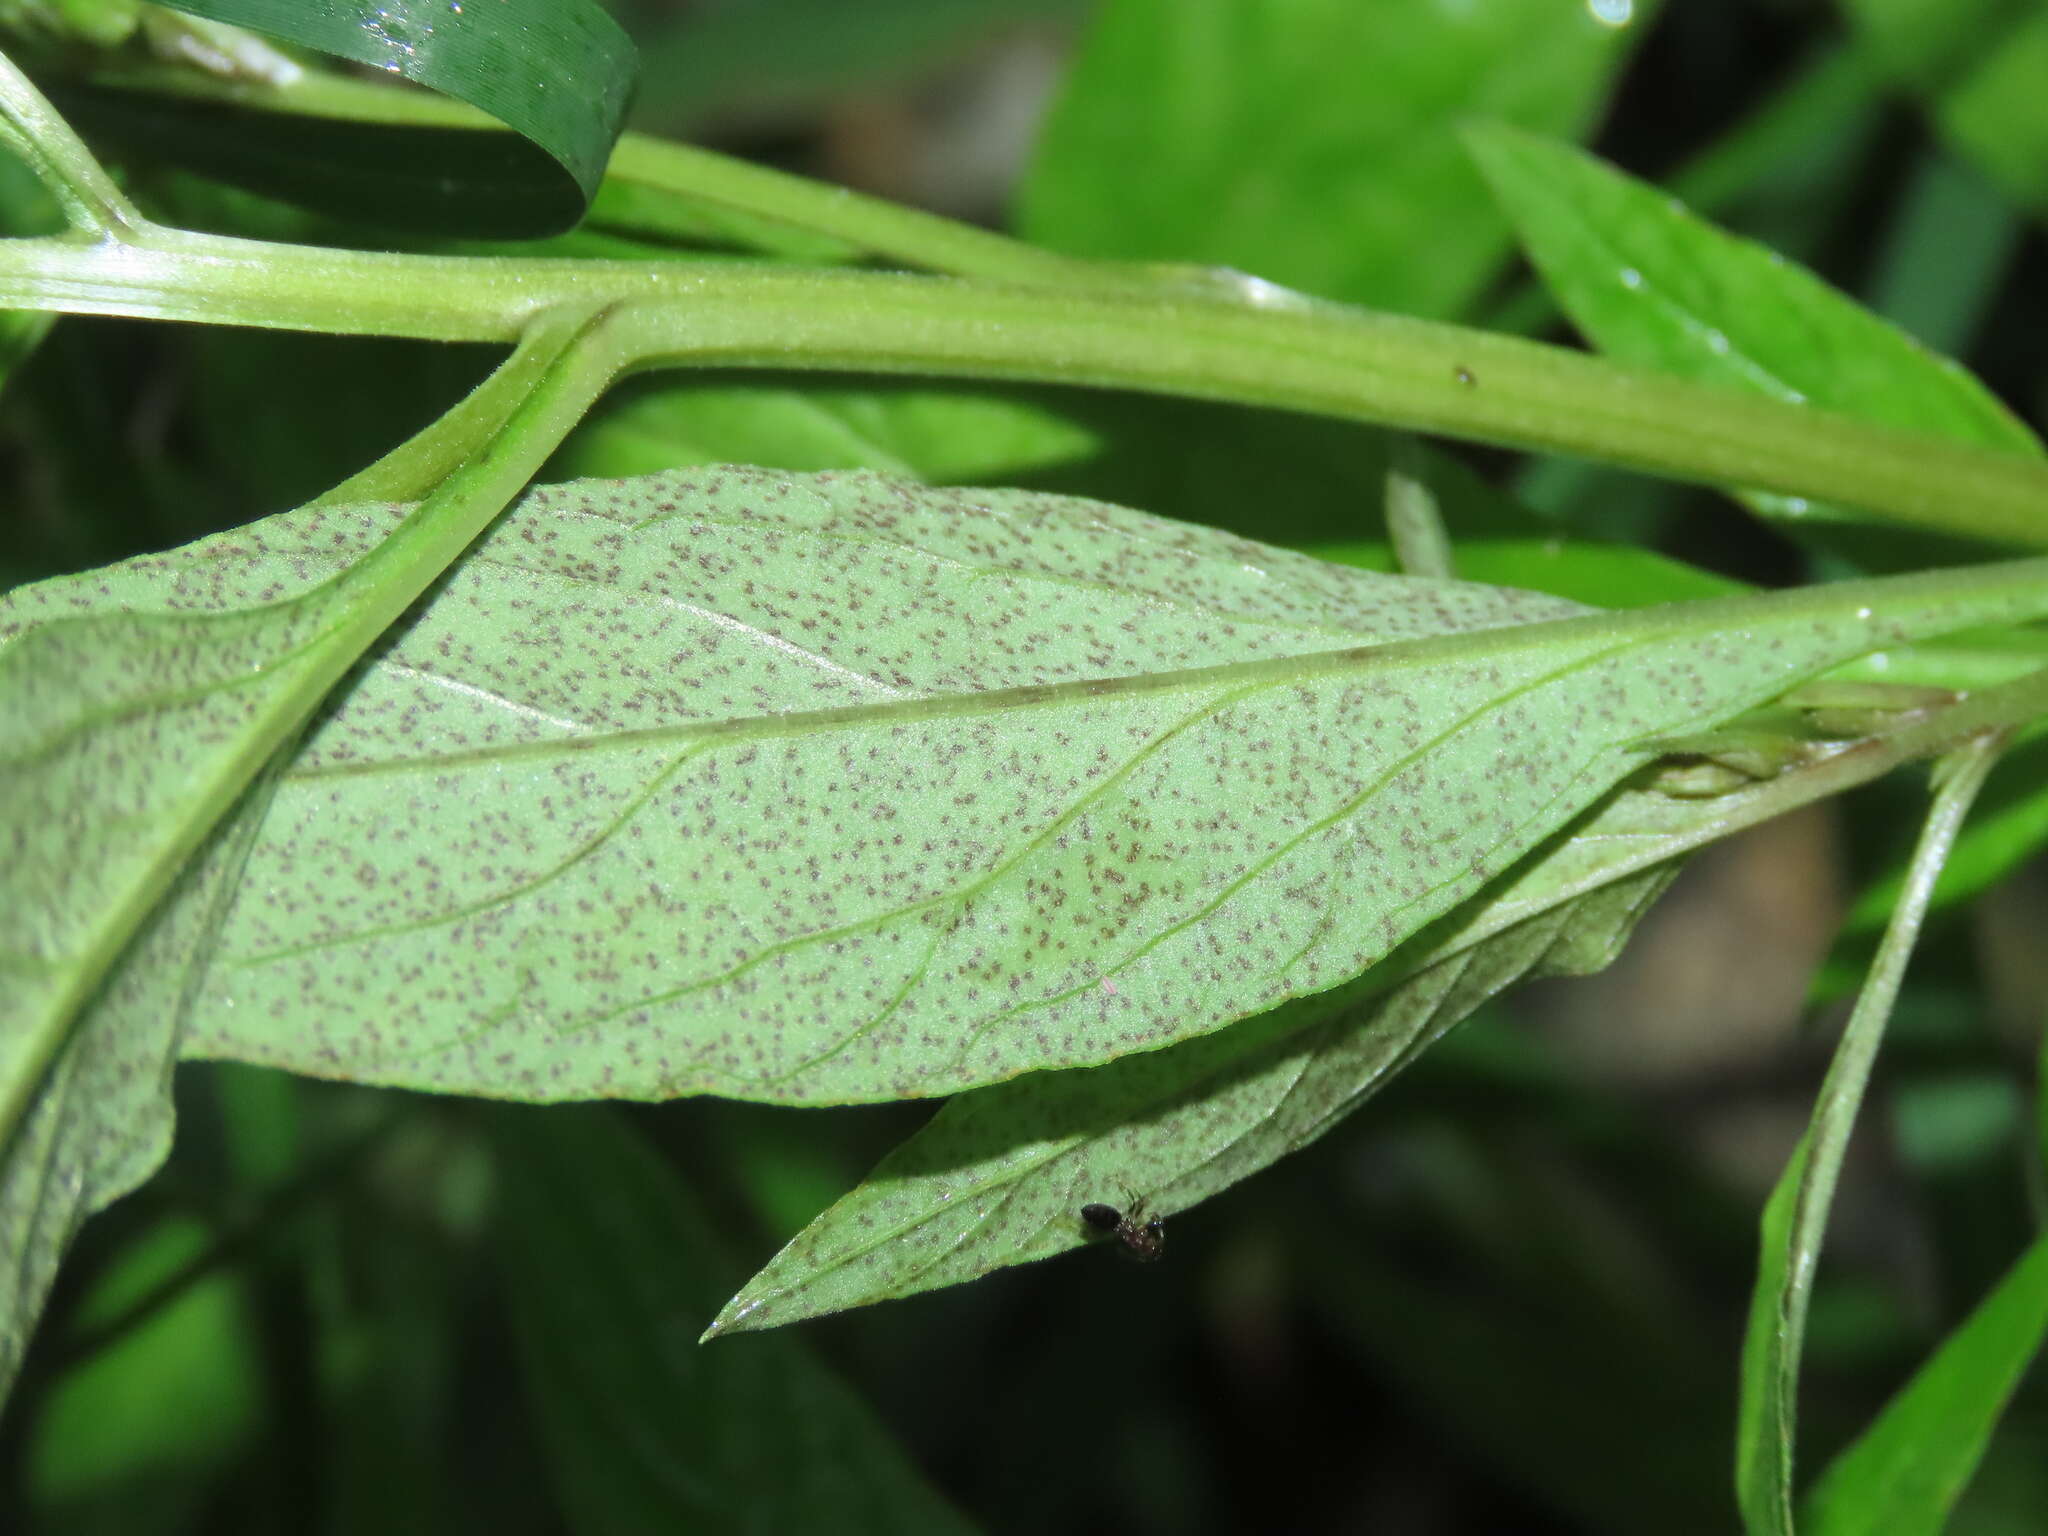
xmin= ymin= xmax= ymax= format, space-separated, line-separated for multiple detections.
xmin=152 ymin=0 xmax=635 ymax=231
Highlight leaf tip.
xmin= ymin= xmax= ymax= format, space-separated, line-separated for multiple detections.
xmin=699 ymin=1292 xmax=769 ymax=1343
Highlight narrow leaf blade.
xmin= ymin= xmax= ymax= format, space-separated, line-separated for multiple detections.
xmin=1735 ymin=741 xmax=2003 ymax=1533
xmin=1804 ymin=1234 xmax=2048 ymax=1536
xmin=1464 ymin=122 xmax=2041 ymax=535
xmin=708 ymin=866 xmax=1676 ymax=1337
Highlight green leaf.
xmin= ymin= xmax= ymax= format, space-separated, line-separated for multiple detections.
xmin=706 ymin=675 xmax=2043 ymax=1334
xmin=1843 ymin=0 xmax=2048 ymax=220
xmin=1018 ymin=0 xmax=1651 ymax=316
xmin=2039 ymin=1007 xmax=2048 ymax=1184
xmin=26 ymin=468 xmax=2018 ymax=1106
xmin=1005 ymin=391 xmax=1750 ymax=607
xmin=1736 ymin=740 xmax=2004 ymax=1535
xmin=1464 ymin=122 xmax=2043 ymax=541
xmin=546 ymin=367 xmax=1753 ymax=616
xmin=0 ymin=744 xmax=281 ymax=1404
xmin=1862 ymin=147 xmax=2021 ymax=357
xmin=492 ymin=1104 xmax=977 ymax=1535
xmin=0 ymin=0 xmax=144 ymax=50
xmin=709 ymin=866 xmax=1679 ymax=1336
xmin=146 ymin=0 xmax=636 ymax=232
xmin=1465 ymin=126 xmax=2048 ymax=942
xmin=0 ymin=135 xmax=60 ymax=428
xmin=0 ymin=314 xmax=609 ymax=1409
xmin=299 ymin=1103 xmax=492 ymax=1536
xmin=1804 ymin=1234 xmax=2048 ymax=1536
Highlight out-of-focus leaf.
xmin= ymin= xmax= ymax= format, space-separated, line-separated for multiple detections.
xmin=1019 ymin=0 xmax=1652 ymax=316
xmin=0 ymin=305 xmax=51 ymax=393
xmin=1843 ymin=0 xmax=2048 ymax=220
xmin=2 ymin=0 xmax=296 ymax=72
xmin=1863 ymin=148 xmax=2021 ymax=357
xmin=493 ymin=1104 xmax=976 ymax=1535
xmin=1464 ymin=123 xmax=2042 ymax=544
xmin=183 ymin=326 xmax=498 ymax=519
xmin=299 ymin=1107 xmax=490 ymax=1536
xmin=1310 ymin=535 xmax=1745 ymax=609
xmin=1804 ymin=1234 xmax=2048 ymax=1536
xmin=1003 ymin=390 xmax=1748 ymax=605
xmin=632 ymin=0 xmax=1088 ymax=132
xmin=2039 ymin=1013 xmax=2048 ymax=1184
xmin=26 ymin=1216 xmax=259 ymax=1536
xmin=1302 ymin=1174 xmax=1732 ymax=1536
xmin=0 ymin=0 xmax=143 ymax=50
xmin=39 ymin=470 xmax=2040 ymax=1107
xmin=549 ymin=375 xmax=1098 ymax=486
xmin=0 ymin=126 xmax=60 ymax=419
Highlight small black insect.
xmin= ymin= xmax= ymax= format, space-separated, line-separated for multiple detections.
xmin=1453 ymin=365 xmax=1478 ymax=387
xmin=1080 ymin=1197 xmax=1165 ymax=1263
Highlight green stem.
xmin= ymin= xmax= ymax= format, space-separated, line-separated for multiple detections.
xmin=1384 ymin=439 xmax=1457 ymax=579
xmin=0 ymin=47 xmax=146 ymax=235
xmin=602 ymin=135 xmax=1118 ymax=286
xmin=6 ymin=55 xmax=2045 ymax=547
xmin=0 ymin=234 xmax=2045 ymax=549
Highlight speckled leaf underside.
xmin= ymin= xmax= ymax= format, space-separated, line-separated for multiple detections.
xmin=708 ymin=859 xmax=1680 ymax=1337
xmin=12 ymin=468 xmax=2045 ymax=1116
